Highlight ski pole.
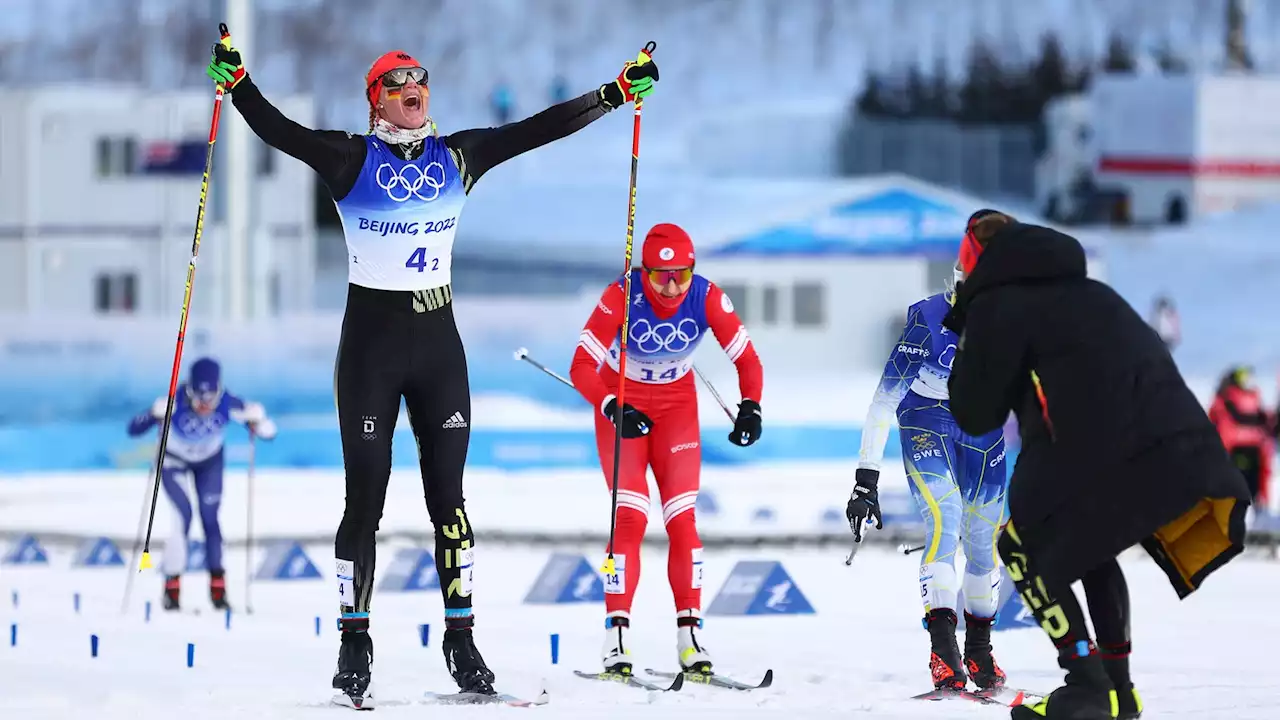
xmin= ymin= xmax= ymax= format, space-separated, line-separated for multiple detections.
xmin=138 ymin=22 xmax=234 ymax=572
xmin=602 ymin=41 xmax=656 ymax=580
xmin=692 ymin=365 xmax=735 ymax=422
xmin=245 ymin=428 xmax=256 ymax=614
xmin=514 ymin=347 xmax=574 ymax=388
xmin=122 ymin=456 xmax=160 ymax=612
xmin=899 ymin=543 xmax=925 ymax=555
xmin=514 ymin=347 xmax=736 ymax=428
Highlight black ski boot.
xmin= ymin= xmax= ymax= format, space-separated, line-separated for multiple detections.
xmin=442 ymin=626 xmax=496 ymax=694
xmin=1101 ymin=647 xmax=1142 ymax=719
xmin=925 ymin=609 xmax=967 ymax=690
xmin=331 ymin=630 xmax=374 ymax=710
xmin=162 ymin=575 xmax=181 ymax=611
xmin=1011 ymin=649 xmax=1115 ymax=720
xmin=963 ymin=611 xmax=1007 ymax=689
xmin=209 ymin=570 xmax=230 ymax=611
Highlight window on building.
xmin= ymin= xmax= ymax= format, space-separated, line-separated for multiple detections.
xmin=257 ymin=140 xmax=276 ymax=177
xmin=94 ymin=136 xmax=137 ymax=177
xmin=94 ymin=272 xmax=138 ymax=313
xmin=270 ymin=271 xmax=282 ymax=314
xmin=762 ymin=285 xmax=780 ymax=325
xmin=792 ymin=281 xmax=825 ymax=327
xmin=718 ymin=282 xmax=748 ymax=324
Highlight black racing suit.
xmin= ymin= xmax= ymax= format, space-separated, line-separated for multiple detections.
xmin=229 ymin=76 xmax=613 ymax=631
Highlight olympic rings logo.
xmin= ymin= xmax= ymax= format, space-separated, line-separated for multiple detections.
xmin=375 ymin=161 xmax=447 ymax=202
xmin=629 ymin=318 xmax=701 ymax=353
xmin=179 ymin=413 xmax=224 ymax=437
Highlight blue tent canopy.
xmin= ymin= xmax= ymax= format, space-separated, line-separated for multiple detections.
xmin=709 ymin=182 xmax=983 ymax=259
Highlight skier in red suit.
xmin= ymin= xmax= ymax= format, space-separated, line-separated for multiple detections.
xmin=569 ymin=222 xmax=764 ymax=676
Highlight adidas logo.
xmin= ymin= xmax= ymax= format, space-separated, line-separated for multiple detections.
xmin=443 ymin=411 xmax=468 ymax=429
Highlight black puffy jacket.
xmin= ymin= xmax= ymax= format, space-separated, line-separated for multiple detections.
xmin=943 ymin=222 xmax=1249 ymax=597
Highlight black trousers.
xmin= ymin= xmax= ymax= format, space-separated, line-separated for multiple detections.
xmin=998 ymin=522 xmax=1132 ymax=686
xmin=1230 ymin=446 xmax=1262 ymax=502
xmin=333 ymin=284 xmax=474 ymax=623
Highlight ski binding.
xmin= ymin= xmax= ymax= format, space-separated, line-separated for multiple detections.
xmin=645 ymin=668 xmax=773 ymax=691
xmin=574 ymin=669 xmax=683 ymax=692
xmin=424 ymin=688 xmax=549 ymax=707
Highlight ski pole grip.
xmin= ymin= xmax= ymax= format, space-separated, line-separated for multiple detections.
xmin=218 ymin=23 xmax=232 ymax=49
xmin=638 ymin=41 xmax=656 ymax=64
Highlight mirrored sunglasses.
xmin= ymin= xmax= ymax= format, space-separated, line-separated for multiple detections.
xmin=645 ymin=267 xmax=693 ymax=285
xmin=381 ymin=66 xmax=428 ymax=88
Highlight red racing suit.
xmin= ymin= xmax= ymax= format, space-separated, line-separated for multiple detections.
xmin=569 ymin=271 xmax=763 ymax=615
xmin=1208 ymin=383 xmax=1274 ymax=505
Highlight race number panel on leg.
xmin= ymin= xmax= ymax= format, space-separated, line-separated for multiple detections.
xmin=403 ymin=308 xmax=476 ymax=613
xmin=593 ymin=408 xmax=651 ymax=613
xmin=333 ymin=306 xmax=407 ymax=614
xmin=649 ymin=392 xmax=704 ymax=612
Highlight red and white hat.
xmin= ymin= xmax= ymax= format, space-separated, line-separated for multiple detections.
xmin=642 ymin=223 xmax=695 ymax=268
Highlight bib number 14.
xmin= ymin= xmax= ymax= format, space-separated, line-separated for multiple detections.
xmin=406 ymin=248 xmax=440 ymax=273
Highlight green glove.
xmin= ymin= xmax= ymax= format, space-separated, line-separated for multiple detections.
xmin=205 ymin=43 xmax=246 ymax=91
xmin=599 ymin=51 xmax=659 ymax=109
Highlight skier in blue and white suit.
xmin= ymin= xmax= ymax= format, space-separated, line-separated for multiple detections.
xmin=127 ymin=357 xmax=276 ymax=611
xmin=845 ymin=263 xmax=1010 ymax=693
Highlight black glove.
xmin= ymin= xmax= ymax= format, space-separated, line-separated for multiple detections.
xmin=846 ymin=468 xmax=884 ymax=542
xmin=729 ymin=399 xmax=762 ymax=447
xmin=602 ymin=397 xmax=653 ymax=439
xmin=941 ymin=301 xmax=966 ymax=335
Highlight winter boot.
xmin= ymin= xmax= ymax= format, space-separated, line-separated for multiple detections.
xmin=442 ymin=626 xmax=496 ymax=694
xmin=676 ymin=609 xmax=713 ymax=674
xmin=963 ymin=611 xmax=1007 ymax=689
xmin=209 ymin=570 xmax=230 ymax=611
xmin=601 ymin=611 xmax=633 ymax=674
xmin=925 ymin=608 xmax=966 ymax=690
xmin=1011 ymin=648 xmax=1116 ymax=720
xmin=162 ymin=575 xmax=181 ymax=611
xmin=1101 ymin=647 xmax=1142 ymax=719
xmin=1112 ymin=684 xmax=1143 ymax=720
xmin=331 ymin=630 xmax=374 ymax=710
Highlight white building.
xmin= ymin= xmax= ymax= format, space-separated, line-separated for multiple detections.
xmin=0 ymin=84 xmax=316 ymax=317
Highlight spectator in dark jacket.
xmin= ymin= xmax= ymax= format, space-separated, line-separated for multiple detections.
xmin=942 ymin=210 xmax=1250 ymax=720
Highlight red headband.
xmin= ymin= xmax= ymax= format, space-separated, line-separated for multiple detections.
xmin=959 ymin=210 xmax=1001 ymax=275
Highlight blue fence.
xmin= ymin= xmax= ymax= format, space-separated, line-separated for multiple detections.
xmin=0 ymin=418 xmax=896 ymax=472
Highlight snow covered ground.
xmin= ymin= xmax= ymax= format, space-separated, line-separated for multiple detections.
xmin=1 ymin=538 xmax=1277 ymax=718
xmin=2 ymin=461 xmax=1279 ymax=718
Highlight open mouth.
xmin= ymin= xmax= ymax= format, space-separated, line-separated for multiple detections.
xmin=403 ymin=94 xmax=421 ymax=110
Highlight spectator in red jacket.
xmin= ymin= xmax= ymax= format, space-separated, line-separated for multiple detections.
xmin=1208 ymin=365 xmax=1274 ymax=508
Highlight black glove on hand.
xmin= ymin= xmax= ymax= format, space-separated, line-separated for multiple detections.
xmin=729 ymin=399 xmax=762 ymax=447
xmin=603 ymin=397 xmax=653 ymax=439
xmin=941 ymin=300 xmax=966 ymax=335
xmin=846 ymin=468 xmax=884 ymax=542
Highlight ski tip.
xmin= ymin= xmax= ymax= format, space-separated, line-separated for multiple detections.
xmin=758 ymin=668 xmax=774 ymax=688
xmin=666 ymin=673 xmax=684 ymax=692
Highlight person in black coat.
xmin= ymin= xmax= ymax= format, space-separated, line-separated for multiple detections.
xmin=942 ymin=210 xmax=1250 ymax=720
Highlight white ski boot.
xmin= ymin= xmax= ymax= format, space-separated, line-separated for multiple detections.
xmin=601 ymin=611 xmax=633 ymax=674
xmin=677 ymin=609 xmax=713 ymax=673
